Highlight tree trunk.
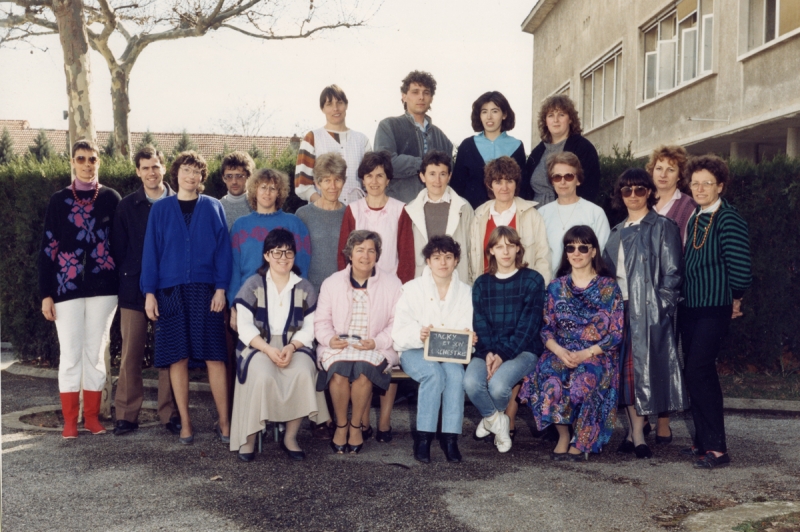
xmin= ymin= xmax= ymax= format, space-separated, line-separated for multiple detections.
xmin=110 ymin=65 xmax=132 ymax=159
xmin=53 ymin=0 xmax=96 ymax=149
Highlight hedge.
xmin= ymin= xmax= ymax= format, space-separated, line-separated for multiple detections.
xmin=1 ymin=150 xmax=798 ymax=373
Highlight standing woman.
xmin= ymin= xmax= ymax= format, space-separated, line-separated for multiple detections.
xmin=230 ymin=229 xmax=329 ymax=462
xmin=602 ymin=169 xmax=687 ymax=459
xmin=39 ymin=140 xmax=121 ymax=438
xmin=451 ymin=91 xmax=526 ymax=209
xmin=522 ymin=95 xmax=600 ymax=205
xmin=141 ymin=151 xmax=233 ymax=444
xmin=680 ymin=155 xmax=752 ymax=469
xmin=648 ymin=145 xmax=697 ymax=244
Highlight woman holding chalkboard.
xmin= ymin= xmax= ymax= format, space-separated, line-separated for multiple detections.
xmin=392 ymin=235 xmax=474 ymax=463
xmin=465 ymin=226 xmax=545 ymax=453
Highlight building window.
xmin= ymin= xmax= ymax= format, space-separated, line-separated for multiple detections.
xmin=581 ymin=47 xmax=622 ymax=130
xmin=747 ymin=0 xmax=800 ymax=50
xmin=643 ymin=0 xmax=714 ymax=101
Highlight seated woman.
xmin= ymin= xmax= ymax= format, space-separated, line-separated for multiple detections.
xmin=392 ymin=235 xmax=474 ymax=463
xmin=520 ymin=225 xmax=624 ymax=461
xmin=315 ymin=230 xmax=403 ymax=454
xmin=465 ymin=226 xmax=545 ymax=453
xmin=229 ymin=229 xmax=329 ymax=462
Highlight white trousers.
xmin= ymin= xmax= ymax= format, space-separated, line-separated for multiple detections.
xmin=54 ymin=295 xmax=118 ymax=392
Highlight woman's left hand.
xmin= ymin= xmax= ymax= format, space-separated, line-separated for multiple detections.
xmin=353 ymin=338 xmax=376 ymax=350
xmin=276 ymin=344 xmax=296 ymax=368
xmin=732 ymin=299 xmax=743 ymax=319
xmin=210 ymin=289 xmax=226 ymax=313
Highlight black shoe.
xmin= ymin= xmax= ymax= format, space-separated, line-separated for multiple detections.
xmin=330 ymin=422 xmax=349 ymax=454
xmin=280 ymin=442 xmax=306 ymax=461
xmin=508 ymin=428 xmax=517 ymax=442
xmin=376 ymin=427 xmax=393 ymax=443
xmin=566 ymin=451 xmax=587 ymax=462
xmin=439 ymin=433 xmax=462 ymax=463
xmin=550 ymin=451 xmax=569 ymax=461
xmin=361 ymin=425 xmax=373 ymax=441
xmin=113 ymin=420 xmax=139 ymax=436
xmin=540 ymin=424 xmax=560 ymax=442
xmin=655 ymin=428 xmax=673 ymax=445
xmin=693 ymin=452 xmax=730 ymax=469
xmin=414 ymin=431 xmax=435 ymax=463
xmin=215 ymin=425 xmax=230 ymax=444
xmin=680 ymin=446 xmax=703 ymax=457
xmin=165 ymin=417 xmax=182 ymax=435
xmin=616 ymin=437 xmax=635 ymax=454
xmin=238 ymin=452 xmax=255 ymax=462
xmin=634 ymin=444 xmax=653 ymax=459
xmin=642 ymin=420 xmax=652 ymax=437
xmin=348 ymin=422 xmax=364 ymax=454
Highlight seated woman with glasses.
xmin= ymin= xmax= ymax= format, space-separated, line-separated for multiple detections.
xmin=229 ymin=228 xmax=329 ymax=462
xmin=520 ymin=225 xmax=623 ymax=461
xmin=538 ymin=152 xmax=610 ymax=274
xmin=227 ymin=169 xmax=311 ymax=322
xmin=602 ymin=169 xmax=687 ymax=460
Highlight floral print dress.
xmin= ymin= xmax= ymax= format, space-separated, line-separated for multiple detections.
xmin=519 ymin=275 xmax=624 ymax=453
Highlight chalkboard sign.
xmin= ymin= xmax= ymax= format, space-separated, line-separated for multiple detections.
xmin=424 ymin=328 xmax=473 ymax=364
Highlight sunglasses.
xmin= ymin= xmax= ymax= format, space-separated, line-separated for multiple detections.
xmin=550 ymin=173 xmax=576 ymax=183
xmin=620 ymin=185 xmax=649 ymax=198
xmin=74 ymin=155 xmax=99 ymax=164
xmin=565 ymin=244 xmax=592 ymax=254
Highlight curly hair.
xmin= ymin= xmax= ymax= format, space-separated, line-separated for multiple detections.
xmin=221 ymin=151 xmax=255 ymax=179
xmin=612 ymin=168 xmax=658 ymax=211
xmin=422 ymin=234 xmax=461 ymax=262
xmin=646 ymin=145 xmax=689 ymax=191
xmin=685 ymin=154 xmax=730 ymax=191
xmin=470 ymin=91 xmax=515 ymax=133
xmin=546 ymin=151 xmax=584 ymax=184
xmin=313 ymin=152 xmax=347 ymax=183
xmin=342 ymin=229 xmax=383 ymax=265
xmin=170 ymin=151 xmax=208 ymax=193
xmin=537 ymin=95 xmax=582 ymax=143
xmin=400 ymin=70 xmax=437 ymax=110
xmin=246 ymin=168 xmax=289 ymax=211
xmin=483 ymin=156 xmax=521 ymax=199
xmin=485 ymin=226 xmax=528 ymax=275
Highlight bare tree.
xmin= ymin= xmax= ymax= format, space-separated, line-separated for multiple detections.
xmin=1 ymin=0 xmax=376 ymax=158
xmin=216 ymin=101 xmax=274 ymax=137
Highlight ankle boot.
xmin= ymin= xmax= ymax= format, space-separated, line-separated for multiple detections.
xmin=440 ymin=433 xmax=462 ymax=463
xmin=83 ymin=390 xmax=107 ymax=435
xmin=60 ymin=392 xmax=80 ymax=439
xmin=413 ymin=431 xmax=435 ymax=463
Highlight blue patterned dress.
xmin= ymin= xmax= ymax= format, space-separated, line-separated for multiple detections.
xmin=519 ymin=275 xmax=624 ymax=453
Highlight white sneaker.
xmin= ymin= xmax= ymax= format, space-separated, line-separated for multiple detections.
xmin=491 ymin=413 xmax=512 ymax=453
xmin=475 ymin=414 xmax=493 ymax=438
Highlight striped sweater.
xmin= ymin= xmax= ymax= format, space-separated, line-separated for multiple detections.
xmin=682 ymin=199 xmax=752 ymax=308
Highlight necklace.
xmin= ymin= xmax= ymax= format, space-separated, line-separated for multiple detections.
xmin=557 ymin=202 xmax=578 ymax=230
xmin=691 ymin=209 xmax=716 ymax=250
xmin=71 ymin=180 xmax=99 ymax=205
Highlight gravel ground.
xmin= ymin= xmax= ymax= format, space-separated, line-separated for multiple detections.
xmin=3 ymin=370 xmax=800 ymax=531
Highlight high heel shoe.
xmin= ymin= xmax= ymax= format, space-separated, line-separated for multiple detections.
xmin=361 ymin=424 xmax=374 ymax=441
xmin=616 ymin=431 xmax=635 ymax=454
xmin=655 ymin=428 xmax=673 ymax=445
xmin=348 ymin=422 xmax=364 ymax=454
xmin=634 ymin=444 xmax=653 ymax=459
xmin=330 ymin=422 xmax=349 ymax=454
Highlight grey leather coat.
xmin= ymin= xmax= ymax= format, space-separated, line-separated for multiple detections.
xmin=603 ymin=209 xmax=689 ymax=415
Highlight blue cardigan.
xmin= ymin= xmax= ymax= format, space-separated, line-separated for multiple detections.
xmin=140 ymin=195 xmax=232 ymax=294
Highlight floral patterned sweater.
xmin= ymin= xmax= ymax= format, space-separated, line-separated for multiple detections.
xmin=38 ymin=186 xmax=121 ymax=303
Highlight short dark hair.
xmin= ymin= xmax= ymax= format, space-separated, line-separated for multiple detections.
xmin=485 ymin=226 xmax=528 ymax=275
xmin=685 ymin=154 xmax=730 ymax=191
xmin=342 ymin=230 xmax=382 ymax=264
xmin=419 ymin=150 xmax=452 ymax=175
xmin=470 ymin=91 xmax=516 ymax=133
xmin=555 ymin=225 xmax=612 ymax=278
xmin=484 ymin=156 xmax=521 ymax=198
xmin=170 ymin=151 xmax=208 ymax=193
xmin=422 ymin=235 xmax=461 ymax=262
xmin=537 ymin=95 xmax=582 ymax=143
xmin=71 ymin=139 xmax=100 ymax=158
xmin=256 ymin=228 xmax=301 ymax=277
xmin=612 ymin=168 xmax=658 ymax=211
xmin=546 ymin=152 xmax=584 ymax=184
xmin=358 ymin=150 xmax=394 ymax=181
xmin=400 ymin=70 xmax=436 ymax=111
xmin=134 ymin=145 xmax=165 ymax=168
xmin=319 ymin=84 xmax=348 ymax=109
xmin=221 ymin=151 xmax=255 ymax=178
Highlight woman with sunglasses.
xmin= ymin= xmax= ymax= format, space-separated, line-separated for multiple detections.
xmin=679 ymin=155 xmax=751 ymax=470
xmin=538 ymin=152 xmax=610 ymax=274
xmin=520 ymin=225 xmax=623 ymax=461
xmin=602 ymin=169 xmax=687 ymax=459
xmin=229 ymin=228 xmax=329 ymax=462
xmin=39 ymin=140 xmax=121 ymax=438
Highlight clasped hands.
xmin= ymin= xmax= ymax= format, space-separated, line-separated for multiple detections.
xmin=329 ymin=336 xmax=376 ymax=351
xmin=553 ymin=345 xmax=595 ymax=369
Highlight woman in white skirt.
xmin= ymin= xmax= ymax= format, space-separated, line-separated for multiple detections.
xmin=230 ymin=228 xmax=329 ymax=462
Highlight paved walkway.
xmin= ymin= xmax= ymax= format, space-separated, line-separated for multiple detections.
xmin=2 ymin=364 xmax=800 ymax=531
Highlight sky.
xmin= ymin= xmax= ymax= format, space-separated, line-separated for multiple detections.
xmin=1 ymin=0 xmax=536 ymax=150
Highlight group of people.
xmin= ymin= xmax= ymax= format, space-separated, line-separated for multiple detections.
xmin=39 ymin=70 xmax=751 ymax=471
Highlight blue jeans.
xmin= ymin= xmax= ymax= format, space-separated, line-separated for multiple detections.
xmin=464 ymin=352 xmax=538 ymax=418
xmin=400 ymin=349 xmax=465 ymax=434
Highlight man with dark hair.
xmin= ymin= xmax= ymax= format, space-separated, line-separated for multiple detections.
xmin=374 ymin=71 xmax=453 ymax=203
xmin=111 ymin=145 xmax=179 ymax=436
xmin=220 ymin=151 xmax=255 ymax=230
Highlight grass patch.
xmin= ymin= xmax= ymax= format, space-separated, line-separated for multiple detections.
xmin=720 ymin=374 xmax=800 ymax=401
xmin=733 ymin=511 xmax=800 ymax=531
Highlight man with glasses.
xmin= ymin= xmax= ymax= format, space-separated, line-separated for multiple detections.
xmin=220 ymin=151 xmax=255 ymax=230
xmin=111 ymin=145 xmax=179 ymax=436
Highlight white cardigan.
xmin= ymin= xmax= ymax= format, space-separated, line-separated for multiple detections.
xmin=391 ymin=266 xmax=473 ymax=354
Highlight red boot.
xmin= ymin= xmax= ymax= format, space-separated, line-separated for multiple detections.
xmin=60 ymin=392 xmax=80 ymax=439
xmin=83 ymin=390 xmax=107 ymax=435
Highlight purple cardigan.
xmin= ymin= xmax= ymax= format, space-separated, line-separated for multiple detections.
xmin=664 ymin=191 xmax=697 ymax=246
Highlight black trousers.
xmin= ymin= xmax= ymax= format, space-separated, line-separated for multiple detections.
xmin=679 ymin=305 xmax=731 ymax=454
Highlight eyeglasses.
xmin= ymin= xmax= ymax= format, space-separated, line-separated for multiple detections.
xmin=620 ymin=185 xmax=649 ymax=198
xmin=565 ymin=244 xmax=592 ymax=254
xmin=74 ymin=155 xmax=98 ymax=164
xmin=180 ymin=166 xmax=202 ymax=176
xmin=223 ymin=173 xmax=247 ymax=182
xmin=690 ymin=180 xmax=717 ymax=190
xmin=550 ymin=173 xmax=576 ymax=183
xmin=268 ymin=249 xmax=295 ymax=259
xmin=258 ymin=185 xmax=278 ymax=193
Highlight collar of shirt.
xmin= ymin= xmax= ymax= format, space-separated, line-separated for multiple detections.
xmin=474 ymin=131 xmax=520 ymax=163
xmin=422 ymin=189 xmax=451 ymax=205
xmin=656 ymin=189 xmax=682 ymax=216
xmin=349 ymin=267 xmax=376 ymax=289
xmin=407 ymin=113 xmax=429 ymax=133
xmin=266 ymin=270 xmax=302 ymax=293
xmin=490 ymin=200 xmax=517 ymax=227
xmin=700 ymin=198 xmax=722 ymax=214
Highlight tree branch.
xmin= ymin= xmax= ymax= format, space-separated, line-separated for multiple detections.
xmin=219 ymin=20 xmax=363 ymax=40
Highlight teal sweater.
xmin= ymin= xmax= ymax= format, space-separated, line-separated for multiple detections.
xmin=682 ymin=199 xmax=752 ymax=308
